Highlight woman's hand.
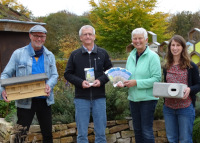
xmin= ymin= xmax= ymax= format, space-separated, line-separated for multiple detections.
xmin=183 ymin=87 xmax=190 ymax=99
xmin=124 ymin=80 xmax=137 ymax=87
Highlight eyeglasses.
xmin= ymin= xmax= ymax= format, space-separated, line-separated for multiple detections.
xmin=82 ymin=33 xmax=94 ymax=37
xmin=31 ymin=34 xmax=46 ymax=39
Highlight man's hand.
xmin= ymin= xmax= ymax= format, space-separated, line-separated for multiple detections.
xmin=124 ymin=80 xmax=137 ymax=88
xmin=45 ymin=84 xmax=51 ymax=96
xmin=93 ymin=79 xmax=101 ymax=87
xmin=2 ymin=90 xmax=9 ymax=102
xmin=82 ymin=80 xmax=91 ymax=88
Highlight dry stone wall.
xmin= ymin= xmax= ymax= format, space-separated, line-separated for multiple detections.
xmin=0 ymin=118 xmax=168 ymax=143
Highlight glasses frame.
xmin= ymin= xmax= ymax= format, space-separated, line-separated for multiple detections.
xmin=31 ymin=34 xmax=46 ymax=39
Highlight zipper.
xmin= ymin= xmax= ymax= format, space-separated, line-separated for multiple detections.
xmin=89 ymin=54 xmax=91 ymax=68
xmin=88 ymin=54 xmax=92 ymax=100
xmin=94 ymin=58 xmax=97 ymax=71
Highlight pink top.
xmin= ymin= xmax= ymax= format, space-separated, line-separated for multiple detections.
xmin=165 ymin=64 xmax=191 ymax=109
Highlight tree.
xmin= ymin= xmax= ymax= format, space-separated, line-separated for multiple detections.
xmin=42 ymin=11 xmax=91 ymax=57
xmin=191 ymin=11 xmax=200 ymax=29
xmin=168 ymin=11 xmax=193 ymax=41
xmin=59 ymin=34 xmax=80 ymax=59
xmin=0 ymin=0 xmax=32 ymax=18
xmin=168 ymin=11 xmax=200 ymax=41
xmin=89 ymin=0 xmax=172 ymax=53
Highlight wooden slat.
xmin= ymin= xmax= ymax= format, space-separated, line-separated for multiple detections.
xmin=5 ymin=81 xmax=47 ymax=101
xmin=7 ymin=89 xmax=47 ymax=101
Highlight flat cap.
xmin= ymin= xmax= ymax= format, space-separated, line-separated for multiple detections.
xmin=29 ymin=25 xmax=47 ymax=33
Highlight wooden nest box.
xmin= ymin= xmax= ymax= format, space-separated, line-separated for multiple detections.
xmin=1 ymin=73 xmax=48 ymax=101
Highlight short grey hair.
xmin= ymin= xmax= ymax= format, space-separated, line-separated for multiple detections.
xmin=79 ymin=25 xmax=95 ymax=36
xmin=131 ymin=28 xmax=148 ymax=40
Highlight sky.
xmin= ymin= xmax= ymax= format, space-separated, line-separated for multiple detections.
xmin=17 ymin=0 xmax=200 ymax=17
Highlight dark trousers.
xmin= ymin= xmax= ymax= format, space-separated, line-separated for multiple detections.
xmin=130 ymin=100 xmax=157 ymax=143
xmin=17 ymin=98 xmax=53 ymax=143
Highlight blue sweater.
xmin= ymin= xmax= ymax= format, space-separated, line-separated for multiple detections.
xmin=32 ymin=54 xmax=46 ymax=99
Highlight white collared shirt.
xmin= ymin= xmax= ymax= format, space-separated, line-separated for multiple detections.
xmin=83 ymin=46 xmax=94 ymax=54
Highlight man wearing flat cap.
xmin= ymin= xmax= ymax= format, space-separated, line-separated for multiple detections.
xmin=0 ymin=25 xmax=58 ymax=143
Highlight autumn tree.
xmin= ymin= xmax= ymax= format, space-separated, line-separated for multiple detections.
xmin=41 ymin=11 xmax=91 ymax=57
xmin=191 ymin=11 xmax=200 ymax=29
xmin=168 ymin=11 xmax=200 ymax=41
xmin=59 ymin=34 xmax=80 ymax=59
xmin=0 ymin=0 xmax=32 ymax=18
xmin=89 ymin=0 xmax=172 ymax=53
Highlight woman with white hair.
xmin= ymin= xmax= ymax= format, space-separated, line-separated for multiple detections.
xmin=118 ymin=27 xmax=161 ymax=143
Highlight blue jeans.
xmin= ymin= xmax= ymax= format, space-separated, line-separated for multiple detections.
xmin=130 ymin=100 xmax=157 ymax=143
xmin=163 ymin=104 xmax=195 ymax=143
xmin=74 ymin=98 xmax=107 ymax=143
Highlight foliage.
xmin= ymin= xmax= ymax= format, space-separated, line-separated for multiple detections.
xmin=154 ymin=98 xmax=164 ymax=120
xmin=195 ymin=92 xmax=200 ymax=117
xmin=4 ymin=81 xmax=76 ymax=125
xmin=106 ymin=82 xmax=164 ymax=120
xmin=56 ymin=59 xmax=68 ymax=81
xmin=0 ymin=0 xmax=32 ymax=18
xmin=89 ymin=0 xmax=172 ymax=53
xmin=167 ymin=11 xmax=200 ymax=41
xmin=52 ymin=80 xmax=164 ymax=123
xmin=1 ymin=81 xmax=164 ymax=125
xmin=0 ymin=100 xmax=15 ymax=118
xmin=108 ymin=50 xmax=129 ymax=60
xmin=53 ymin=80 xmax=131 ymax=124
xmin=59 ymin=34 xmax=80 ymax=59
xmin=4 ymin=108 xmax=17 ymax=123
xmin=43 ymin=11 xmax=74 ymax=56
xmin=42 ymin=11 xmax=91 ymax=57
xmin=193 ymin=117 xmax=200 ymax=143
xmin=52 ymin=81 xmax=75 ymax=124
xmin=105 ymin=83 xmax=130 ymax=120
xmin=148 ymin=11 xmax=173 ymax=43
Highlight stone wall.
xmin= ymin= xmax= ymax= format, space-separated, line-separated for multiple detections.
xmin=0 ymin=118 xmax=168 ymax=143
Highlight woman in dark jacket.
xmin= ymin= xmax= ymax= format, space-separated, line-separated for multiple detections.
xmin=163 ymin=35 xmax=200 ymax=143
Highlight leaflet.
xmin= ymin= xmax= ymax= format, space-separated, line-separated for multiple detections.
xmin=105 ymin=67 xmax=132 ymax=87
xmin=84 ymin=68 xmax=95 ymax=86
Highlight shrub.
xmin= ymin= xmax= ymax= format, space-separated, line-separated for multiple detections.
xmin=0 ymin=100 xmax=15 ymax=118
xmin=5 ymin=108 xmax=17 ymax=123
xmin=2 ymin=80 xmax=75 ymax=125
xmin=2 ymin=79 xmax=165 ymax=125
xmin=193 ymin=117 xmax=200 ymax=143
xmin=195 ymin=92 xmax=200 ymax=117
xmin=52 ymin=81 xmax=131 ymax=124
xmin=154 ymin=98 xmax=164 ymax=120
xmin=106 ymin=82 xmax=164 ymax=120
xmin=56 ymin=59 xmax=67 ymax=81
xmin=3 ymin=102 xmax=38 ymax=125
xmin=105 ymin=83 xmax=130 ymax=120
xmin=52 ymin=81 xmax=75 ymax=124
